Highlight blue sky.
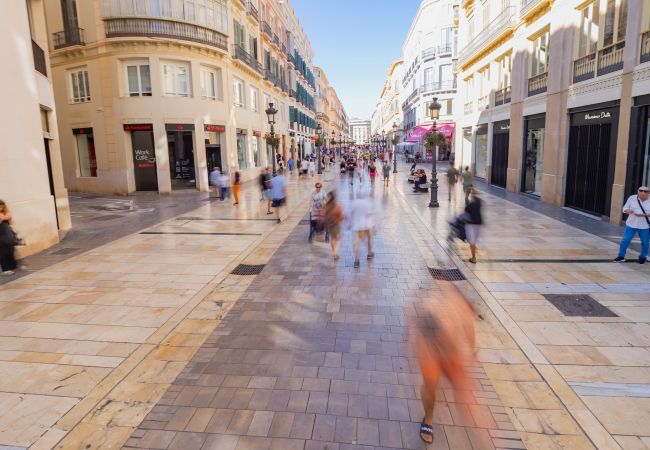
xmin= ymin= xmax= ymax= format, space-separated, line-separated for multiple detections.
xmin=291 ymin=0 xmax=421 ymax=120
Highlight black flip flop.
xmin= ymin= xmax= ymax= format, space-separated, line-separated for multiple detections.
xmin=419 ymin=420 xmax=434 ymax=444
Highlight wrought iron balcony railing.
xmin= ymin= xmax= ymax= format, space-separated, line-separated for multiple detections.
xmin=478 ymin=95 xmax=489 ymax=110
xmin=420 ymin=79 xmax=457 ymax=93
xmin=422 ymin=47 xmax=436 ymax=61
xmin=464 ymin=101 xmax=473 ymax=115
xmin=32 ymin=40 xmax=47 ymax=76
xmin=642 ymin=31 xmax=650 ymax=64
xmin=597 ymin=41 xmax=625 ymax=76
xmin=246 ymin=1 xmax=258 ymax=21
xmin=262 ymin=21 xmax=272 ymax=37
xmin=573 ymin=53 xmax=596 ymax=83
xmin=104 ymin=18 xmax=227 ymax=51
xmin=289 ymin=88 xmax=296 ymax=98
xmin=494 ymin=86 xmax=511 ymax=106
xmin=520 ymin=0 xmax=543 ymax=17
xmin=273 ymin=33 xmax=280 ymax=47
xmin=233 ymin=44 xmax=262 ymax=73
xmin=52 ymin=27 xmax=85 ymax=49
xmin=459 ymin=6 xmax=517 ymax=63
xmin=528 ymin=71 xmax=548 ymax=96
xmin=437 ymin=44 xmax=453 ymax=56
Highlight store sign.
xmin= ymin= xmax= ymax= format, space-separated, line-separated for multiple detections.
xmin=584 ymin=111 xmax=612 ymax=121
xmin=236 ymin=128 xmax=248 ymax=135
xmin=494 ymin=120 xmax=510 ymax=134
xmin=165 ymin=123 xmax=195 ymax=132
xmin=204 ymin=124 xmax=225 ymax=132
xmin=572 ymin=107 xmax=616 ymax=125
xmin=72 ymin=127 xmax=92 ymax=135
xmin=123 ymin=124 xmax=153 ymax=132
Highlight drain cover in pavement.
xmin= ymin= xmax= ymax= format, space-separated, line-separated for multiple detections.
xmin=52 ymin=247 xmax=80 ymax=255
xmin=543 ymin=294 xmax=618 ymax=317
xmin=230 ymin=264 xmax=266 ymax=275
xmin=428 ymin=268 xmax=466 ymax=281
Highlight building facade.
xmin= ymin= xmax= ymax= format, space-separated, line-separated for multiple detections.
xmin=371 ymin=60 xmax=404 ymax=137
xmin=1 ymin=0 xmax=71 ymax=256
xmin=44 ymin=0 xmax=339 ymax=194
xmin=314 ymin=66 xmax=348 ymax=147
xmin=400 ymin=0 xmax=459 ymax=140
xmin=349 ymin=118 xmax=371 ymax=145
xmin=456 ymin=0 xmax=650 ymax=222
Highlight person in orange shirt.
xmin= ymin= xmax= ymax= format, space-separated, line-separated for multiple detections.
xmin=411 ymin=281 xmax=476 ymax=444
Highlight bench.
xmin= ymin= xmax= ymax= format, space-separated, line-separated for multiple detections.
xmin=407 ymin=175 xmax=416 ymax=183
xmin=414 ymin=183 xmax=430 ymax=193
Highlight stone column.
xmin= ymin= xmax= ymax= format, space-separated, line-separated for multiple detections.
xmin=609 ymin=0 xmax=644 ymax=223
xmin=507 ymin=28 xmax=529 ymax=193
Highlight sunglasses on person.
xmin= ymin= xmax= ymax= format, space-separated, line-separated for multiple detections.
xmin=639 ymin=189 xmax=650 ymax=193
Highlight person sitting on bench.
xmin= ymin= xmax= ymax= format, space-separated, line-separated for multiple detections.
xmin=414 ymin=170 xmax=428 ymax=192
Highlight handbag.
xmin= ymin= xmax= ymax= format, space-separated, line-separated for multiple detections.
xmin=637 ymin=196 xmax=650 ymax=227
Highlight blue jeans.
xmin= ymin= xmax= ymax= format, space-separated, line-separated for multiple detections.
xmin=618 ymin=226 xmax=649 ymax=260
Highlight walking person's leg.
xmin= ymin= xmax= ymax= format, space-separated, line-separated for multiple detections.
xmin=0 ymin=244 xmax=17 ymax=273
xmin=639 ymin=228 xmax=649 ymax=262
xmin=354 ymin=232 xmax=361 ymax=267
xmin=367 ymin=230 xmax=374 ymax=259
xmin=617 ymin=226 xmax=637 ymax=260
xmin=233 ymin=185 xmax=240 ymax=205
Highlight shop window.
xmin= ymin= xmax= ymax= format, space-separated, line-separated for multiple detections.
xmin=125 ymin=61 xmax=151 ymax=96
xmin=74 ymin=128 xmax=97 ymax=177
xmin=252 ymin=136 xmax=260 ymax=166
xmin=237 ymin=134 xmax=248 ymax=169
xmin=161 ymin=61 xmax=190 ymax=97
xmin=250 ymin=87 xmax=259 ymax=112
xmin=69 ymin=67 xmax=90 ymax=103
xmin=200 ymin=66 xmax=221 ymax=100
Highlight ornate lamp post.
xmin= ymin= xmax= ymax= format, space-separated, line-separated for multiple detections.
xmin=427 ymin=97 xmax=442 ymax=208
xmin=316 ymin=123 xmax=323 ymax=174
xmin=265 ymin=102 xmax=278 ymax=176
xmin=392 ymin=122 xmax=399 ymax=174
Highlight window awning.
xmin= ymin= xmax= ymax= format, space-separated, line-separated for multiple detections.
xmin=404 ymin=123 xmax=455 ymax=142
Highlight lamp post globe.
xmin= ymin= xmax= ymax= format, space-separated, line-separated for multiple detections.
xmin=427 ymin=97 xmax=442 ymax=208
xmin=265 ymin=102 xmax=278 ymax=176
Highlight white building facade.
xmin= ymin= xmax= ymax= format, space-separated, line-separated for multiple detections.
xmin=371 ymin=60 xmax=404 ymax=137
xmin=349 ymin=119 xmax=371 ymax=145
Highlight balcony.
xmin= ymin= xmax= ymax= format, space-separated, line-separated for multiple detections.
xmin=236 ymin=0 xmax=246 ymax=8
xmin=437 ymin=44 xmax=453 ymax=57
xmin=520 ymin=0 xmax=544 ymax=18
xmin=459 ymin=6 xmax=517 ymax=65
xmin=528 ymin=71 xmax=547 ymax=96
xmin=264 ymin=68 xmax=279 ymax=86
xmin=478 ymin=95 xmax=489 ymax=110
xmin=32 ymin=40 xmax=47 ymax=77
xmin=289 ymin=88 xmax=296 ymax=98
xmin=281 ymin=43 xmax=287 ymax=55
xmin=421 ymin=79 xmax=457 ymax=93
xmin=273 ymin=33 xmax=280 ymax=47
xmin=104 ymin=18 xmax=227 ymax=51
xmin=288 ymin=52 xmax=296 ymax=66
xmin=262 ymin=21 xmax=272 ymax=38
xmin=597 ymin=41 xmax=625 ymax=76
xmin=233 ymin=44 xmax=262 ymax=73
xmin=422 ymin=47 xmax=436 ymax=61
xmin=246 ymin=1 xmax=259 ymax=21
xmin=494 ymin=86 xmax=511 ymax=106
xmin=464 ymin=101 xmax=473 ymax=114
xmin=642 ymin=31 xmax=650 ymax=64
xmin=52 ymin=27 xmax=85 ymax=49
xmin=573 ymin=53 xmax=596 ymax=83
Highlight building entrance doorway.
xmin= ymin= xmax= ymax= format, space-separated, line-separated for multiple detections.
xmin=166 ymin=124 xmax=196 ymax=190
xmin=125 ymin=124 xmax=157 ymax=191
xmin=491 ymin=120 xmax=509 ymax=188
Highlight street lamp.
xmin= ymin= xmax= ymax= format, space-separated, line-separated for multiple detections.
xmin=339 ymin=132 xmax=342 ymax=155
xmin=428 ymin=97 xmax=442 ymax=208
xmin=316 ymin=123 xmax=323 ymax=174
xmin=331 ymin=130 xmax=336 ymax=159
xmin=265 ymin=102 xmax=278 ymax=176
xmin=392 ymin=121 xmax=399 ymax=174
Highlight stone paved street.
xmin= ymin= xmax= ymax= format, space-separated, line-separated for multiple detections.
xmin=0 ymin=163 xmax=649 ymax=449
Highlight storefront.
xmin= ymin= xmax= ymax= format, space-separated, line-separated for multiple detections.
xmin=166 ymin=123 xmax=196 ymax=190
xmin=566 ymin=104 xmax=618 ymax=216
xmin=73 ymin=127 xmax=97 ymax=178
xmin=124 ymin=124 xmax=157 ymax=191
xmin=522 ymin=115 xmax=545 ymax=196
xmin=627 ymin=95 xmax=650 ymax=200
xmin=204 ymin=124 xmax=225 ymax=174
xmin=462 ymin=127 xmax=472 ymax=170
xmin=236 ymin=128 xmax=248 ymax=170
xmin=474 ymin=125 xmax=488 ymax=179
xmin=252 ymin=131 xmax=261 ymax=167
xmin=491 ymin=120 xmax=510 ymax=188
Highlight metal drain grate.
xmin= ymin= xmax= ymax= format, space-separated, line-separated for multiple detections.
xmin=230 ymin=264 xmax=266 ymax=275
xmin=428 ymin=268 xmax=466 ymax=281
xmin=52 ymin=247 xmax=80 ymax=255
xmin=544 ymin=294 xmax=618 ymax=317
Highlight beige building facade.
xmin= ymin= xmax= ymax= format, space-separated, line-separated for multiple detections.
xmin=456 ymin=0 xmax=650 ymax=223
xmin=44 ymin=0 xmax=338 ymax=195
xmin=371 ymin=59 xmax=404 ymax=137
xmin=1 ymin=0 xmax=71 ymax=257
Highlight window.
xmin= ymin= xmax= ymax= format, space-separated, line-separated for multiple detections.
xmin=423 ymin=67 xmax=434 ymax=86
xmin=234 ymin=19 xmax=246 ymax=49
xmin=531 ymin=30 xmax=550 ymax=76
xmin=252 ymin=136 xmax=260 ymax=166
xmin=70 ymin=68 xmax=90 ymax=103
xmin=479 ymin=66 xmax=490 ymax=96
xmin=249 ymin=36 xmax=258 ymax=59
xmin=578 ymin=1 xmax=599 ymax=57
xmin=125 ymin=61 xmax=151 ymax=96
xmin=74 ymin=128 xmax=97 ymax=177
xmin=280 ymin=102 xmax=286 ymax=121
xmin=237 ymin=134 xmax=248 ymax=169
xmin=200 ymin=66 xmax=220 ymax=99
xmin=440 ymin=64 xmax=453 ymax=83
xmin=161 ymin=61 xmax=190 ymax=96
xmin=446 ymin=99 xmax=453 ymax=115
xmin=264 ymin=94 xmax=271 ymax=109
xmin=497 ymin=53 xmax=512 ymax=88
xmin=250 ymin=87 xmax=259 ymax=111
xmin=233 ymin=78 xmax=245 ymax=107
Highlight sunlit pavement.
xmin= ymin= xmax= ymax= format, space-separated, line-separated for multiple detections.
xmin=1 ymin=161 xmax=649 ymax=449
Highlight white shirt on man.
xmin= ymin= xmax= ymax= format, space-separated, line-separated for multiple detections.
xmin=623 ymin=195 xmax=650 ymax=229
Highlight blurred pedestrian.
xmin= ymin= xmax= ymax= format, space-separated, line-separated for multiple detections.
xmin=309 ymin=182 xmax=326 ymax=241
xmin=232 ymin=170 xmax=241 ymax=206
xmin=412 ymin=282 xmax=476 ymax=444
xmin=218 ymin=170 xmax=230 ymax=201
xmin=288 ymin=156 xmax=295 ymax=174
xmin=270 ymin=168 xmax=287 ymax=224
xmin=349 ymin=191 xmax=376 ymax=268
xmin=356 ymin=159 xmax=364 ymax=184
xmin=465 ymin=188 xmax=482 ymax=264
xmin=209 ymin=166 xmax=221 ymax=199
xmin=446 ymin=163 xmax=459 ymax=202
xmin=368 ymin=161 xmax=377 ymax=186
xmin=614 ymin=186 xmax=650 ymax=264
xmin=0 ymin=200 xmax=18 ymax=275
xmin=462 ymin=166 xmax=473 ymax=206
xmin=300 ymin=158 xmax=309 ymax=177
xmin=308 ymin=158 xmax=316 ymax=177
xmin=325 ymin=191 xmax=345 ymax=260
xmin=383 ymin=160 xmax=391 ymax=187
